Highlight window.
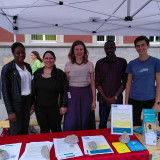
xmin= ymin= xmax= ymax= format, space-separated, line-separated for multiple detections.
xmin=97 ymin=36 xmax=115 ymax=42
xmin=31 ymin=34 xmax=56 ymax=41
xmin=149 ymin=36 xmax=160 ymax=42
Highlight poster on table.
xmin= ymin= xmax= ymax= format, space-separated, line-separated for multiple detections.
xmin=111 ymin=104 xmax=133 ymax=135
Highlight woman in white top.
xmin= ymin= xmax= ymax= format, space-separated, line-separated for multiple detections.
xmin=1 ymin=42 xmax=34 ymax=135
xmin=63 ymin=40 xmax=96 ymax=131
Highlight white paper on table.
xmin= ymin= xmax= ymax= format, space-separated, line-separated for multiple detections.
xmin=0 ymin=143 xmax=22 ymax=160
xmin=82 ymin=135 xmax=113 ymax=155
xmin=19 ymin=141 xmax=53 ymax=160
xmin=53 ymin=138 xmax=83 ymax=160
xmin=145 ymin=132 xmax=157 ymax=146
xmin=111 ymin=104 xmax=133 ymax=135
xmin=82 ymin=138 xmax=89 ymax=155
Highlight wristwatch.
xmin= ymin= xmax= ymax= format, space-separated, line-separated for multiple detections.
xmin=114 ymin=96 xmax=118 ymax=101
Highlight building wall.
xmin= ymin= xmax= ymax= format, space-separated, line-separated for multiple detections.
xmin=0 ymin=27 xmax=159 ymax=69
xmin=124 ymin=36 xmax=137 ymax=44
xmin=0 ymin=27 xmax=137 ymax=44
xmin=0 ymin=44 xmax=160 ymax=70
xmin=0 ymin=27 xmax=25 ymax=42
xmin=64 ymin=35 xmax=92 ymax=43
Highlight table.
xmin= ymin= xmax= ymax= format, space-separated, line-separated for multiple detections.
xmin=0 ymin=129 xmax=149 ymax=160
xmin=134 ymin=127 xmax=160 ymax=155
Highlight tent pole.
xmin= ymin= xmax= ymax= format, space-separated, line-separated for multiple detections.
xmin=127 ymin=0 xmax=131 ymax=16
xmin=13 ymin=16 xmax=18 ymax=42
xmin=14 ymin=33 xmax=16 ymax=42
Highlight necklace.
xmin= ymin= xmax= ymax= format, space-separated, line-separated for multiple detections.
xmin=75 ymin=61 xmax=83 ymax=65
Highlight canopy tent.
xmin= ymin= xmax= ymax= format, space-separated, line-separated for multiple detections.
xmin=0 ymin=0 xmax=160 ymax=36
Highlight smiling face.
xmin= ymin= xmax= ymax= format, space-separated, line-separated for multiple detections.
xmin=43 ymin=52 xmax=55 ymax=68
xmin=135 ymin=40 xmax=149 ymax=56
xmin=104 ymin=42 xmax=116 ymax=58
xmin=13 ymin=46 xmax=26 ymax=64
xmin=74 ymin=45 xmax=84 ymax=61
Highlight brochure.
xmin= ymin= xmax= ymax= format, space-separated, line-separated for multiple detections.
xmin=143 ymin=109 xmax=157 ymax=146
xmin=112 ymin=142 xmax=131 ymax=153
xmin=53 ymin=138 xmax=83 ymax=159
xmin=111 ymin=104 xmax=133 ymax=135
xmin=127 ymin=140 xmax=146 ymax=151
xmin=0 ymin=143 xmax=22 ymax=160
xmin=133 ymin=126 xmax=143 ymax=134
xmin=19 ymin=141 xmax=53 ymax=160
xmin=82 ymin=135 xmax=113 ymax=155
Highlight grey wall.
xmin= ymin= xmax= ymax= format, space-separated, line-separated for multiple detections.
xmin=0 ymin=45 xmax=160 ymax=69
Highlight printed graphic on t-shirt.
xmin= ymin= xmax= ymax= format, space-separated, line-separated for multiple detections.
xmin=139 ymin=68 xmax=149 ymax=72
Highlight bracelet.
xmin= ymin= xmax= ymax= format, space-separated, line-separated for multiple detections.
xmin=114 ymin=96 xmax=118 ymax=101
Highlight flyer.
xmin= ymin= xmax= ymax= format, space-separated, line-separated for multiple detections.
xmin=111 ymin=104 xmax=133 ymax=135
xmin=143 ymin=109 xmax=157 ymax=146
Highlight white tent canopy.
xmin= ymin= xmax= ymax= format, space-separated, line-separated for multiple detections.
xmin=0 ymin=0 xmax=160 ymax=36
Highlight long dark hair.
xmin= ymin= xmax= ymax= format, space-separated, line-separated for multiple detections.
xmin=32 ymin=51 xmax=43 ymax=62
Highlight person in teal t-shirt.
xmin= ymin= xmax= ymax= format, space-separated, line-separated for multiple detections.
xmin=125 ymin=36 xmax=160 ymax=126
xmin=31 ymin=51 xmax=43 ymax=74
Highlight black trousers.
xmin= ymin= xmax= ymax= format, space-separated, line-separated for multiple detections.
xmin=128 ymin=98 xmax=155 ymax=126
xmin=9 ymin=95 xmax=32 ymax=135
xmin=35 ymin=106 xmax=62 ymax=133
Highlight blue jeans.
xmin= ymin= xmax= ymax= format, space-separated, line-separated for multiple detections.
xmin=99 ymin=103 xmax=111 ymax=129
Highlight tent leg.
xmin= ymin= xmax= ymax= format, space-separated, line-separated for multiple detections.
xmin=14 ymin=33 xmax=16 ymax=42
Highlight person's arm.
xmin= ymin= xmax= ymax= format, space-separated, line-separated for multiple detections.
xmin=1 ymin=66 xmax=16 ymax=121
xmin=152 ymin=72 xmax=160 ymax=114
xmin=65 ymin=72 xmax=69 ymax=81
xmin=125 ymin=73 xmax=132 ymax=104
xmin=36 ymin=60 xmax=42 ymax=68
xmin=30 ymin=105 xmax=35 ymax=115
xmin=114 ymin=60 xmax=128 ymax=100
xmin=60 ymin=71 xmax=69 ymax=115
xmin=90 ymin=72 xmax=96 ymax=110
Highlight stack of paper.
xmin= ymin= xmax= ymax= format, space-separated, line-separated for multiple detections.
xmin=53 ymin=138 xmax=83 ymax=159
xmin=82 ymin=135 xmax=113 ymax=155
xmin=0 ymin=143 xmax=22 ymax=160
xmin=19 ymin=141 xmax=53 ymax=160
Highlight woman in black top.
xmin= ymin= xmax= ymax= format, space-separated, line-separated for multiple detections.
xmin=33 ymin=51 xmax=68 ymax=133
xmin=1 ymin=42 xmax=34 ymax=135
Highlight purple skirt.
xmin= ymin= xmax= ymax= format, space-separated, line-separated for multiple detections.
xmin=63 ymin=85 xmax=95 ymax=131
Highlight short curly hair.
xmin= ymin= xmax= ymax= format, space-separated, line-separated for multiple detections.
xmin=134 ymin=36 xmax=150 ymax=47
xmin=11 ymin=42 xmax=25 ymax=54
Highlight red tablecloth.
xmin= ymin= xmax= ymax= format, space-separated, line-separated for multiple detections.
xmin=0 ymin=129 xmax=149 ymax=160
